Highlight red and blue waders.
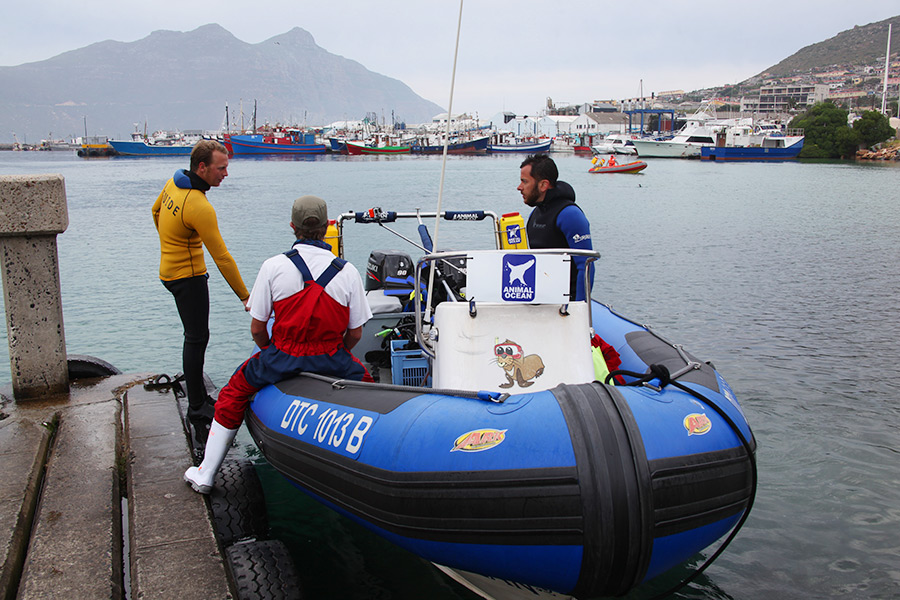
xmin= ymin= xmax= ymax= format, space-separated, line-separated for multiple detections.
xmin=215 ymin=249 xmax=372 ymax=429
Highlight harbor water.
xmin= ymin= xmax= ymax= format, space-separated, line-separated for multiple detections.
xmin=1 ymin=151 xmax=898 ymax=599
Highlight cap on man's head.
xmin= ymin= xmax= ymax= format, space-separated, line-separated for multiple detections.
xmin=291 ymin=195 xmax=327 ymax=228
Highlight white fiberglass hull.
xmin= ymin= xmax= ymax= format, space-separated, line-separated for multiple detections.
xmin=632 ymin=139 xmax=708 ymax=158
xmin=435 ymin=565 xmax=573 ymax=600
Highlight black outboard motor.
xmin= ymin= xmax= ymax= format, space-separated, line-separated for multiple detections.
xmin=365 ymin=250 xmax=415 ymax=297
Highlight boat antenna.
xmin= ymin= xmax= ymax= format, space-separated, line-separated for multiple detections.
xmin=425 ymin=0 xmax=464 ymax=321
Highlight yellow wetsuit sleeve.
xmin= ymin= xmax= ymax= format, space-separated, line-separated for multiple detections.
xmin=184 ymin=194 xmax=250 ymax=301
xmin=152 ymin=191 xmax=162 ymax=230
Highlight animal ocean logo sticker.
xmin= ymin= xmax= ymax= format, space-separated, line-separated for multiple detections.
xmin=493 ymin=339 xmax=544 ymax=388
xmin=506 ymin=224 xmax=522 ymax=246
xmin=684 ymin=413 xmax=712 ymax=436
xmin=502 ymin=254 xmax=535 ymax=301
xmin=452 ymin=429 xmax=507 ymax=452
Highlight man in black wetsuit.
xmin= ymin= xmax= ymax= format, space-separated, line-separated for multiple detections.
xmin=518 ymin=154 xmax=594 ymax=301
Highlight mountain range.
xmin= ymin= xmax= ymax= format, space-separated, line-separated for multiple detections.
xmin=1 ymin=17 xmax=898 ymax=145
xmin=0 ymin=24 xmax=443 ymax=144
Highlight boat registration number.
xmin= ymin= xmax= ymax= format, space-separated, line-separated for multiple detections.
xmin=279 ymin=399 xmax=375 ymax=457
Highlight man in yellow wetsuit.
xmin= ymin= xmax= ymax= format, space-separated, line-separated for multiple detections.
xmin=152 ymin=140 xmax=249 ymax=445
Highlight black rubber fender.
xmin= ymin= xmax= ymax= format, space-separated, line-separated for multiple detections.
xmin=67 ymin=354 xmax=121 ymax=380
xmin=226 ymin=539 xmax=303 ymax=600
xmin=210 ymin=458 xmax=269 ymax=546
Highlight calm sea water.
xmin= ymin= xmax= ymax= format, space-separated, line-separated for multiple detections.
xmin=1 ymin=151 xmax=898 ymax=599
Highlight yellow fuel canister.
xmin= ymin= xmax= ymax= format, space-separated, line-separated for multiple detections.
xmin=499 ymin=212 xmax=528 ymax=249
xmin=324 ymin=219 xmax=341 ymax=256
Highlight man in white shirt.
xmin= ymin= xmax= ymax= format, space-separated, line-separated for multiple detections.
xmin=185 ymin=195 xmax=373 ymax=494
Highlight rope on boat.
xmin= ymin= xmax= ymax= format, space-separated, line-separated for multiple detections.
xmin=298 ymin=371 xmax=509 ymax=403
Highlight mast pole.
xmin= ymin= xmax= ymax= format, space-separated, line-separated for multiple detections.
xmin=882 ymin=24 xmax=892 ymax=115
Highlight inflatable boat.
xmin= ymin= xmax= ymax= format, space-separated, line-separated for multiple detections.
xmin=589 ymin=156 xmax=648 ymax=174
xmin=244 ymin=209 xmax=756 ymax=599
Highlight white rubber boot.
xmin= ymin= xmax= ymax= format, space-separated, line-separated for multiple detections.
xmin=184 ymin=420 xmax=237 ymax=494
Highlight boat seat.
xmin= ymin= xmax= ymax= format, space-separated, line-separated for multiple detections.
xmin=366 ymin=290 xmax=403 ymax=314
xmin=432 ymin=301 xmax=594 ymax=393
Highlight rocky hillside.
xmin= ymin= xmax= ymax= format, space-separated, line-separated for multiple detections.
xmin=760 ymin=15 xmax=899 ymax=77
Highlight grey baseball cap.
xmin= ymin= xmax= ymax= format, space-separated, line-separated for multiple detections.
xmin=291 ymin=195 xmax=327 ymax=228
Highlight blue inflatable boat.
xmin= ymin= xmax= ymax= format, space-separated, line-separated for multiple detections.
xmin=244 ymin=210 xmax=756 ymax=599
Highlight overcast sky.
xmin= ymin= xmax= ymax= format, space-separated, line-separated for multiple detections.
xmin=3 ymin=1 xmax=898 ymax=118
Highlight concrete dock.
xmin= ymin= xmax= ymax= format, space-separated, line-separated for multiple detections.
xmin=0 ymin=373 xmax=234 ymax=599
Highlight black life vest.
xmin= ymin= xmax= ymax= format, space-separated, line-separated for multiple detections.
xmin=526 ymin=181 xmax=578 ymax=249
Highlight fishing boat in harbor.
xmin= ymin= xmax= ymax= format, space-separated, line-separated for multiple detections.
xmin=410 ymin=135 xmax=489 ymax=154
xmin=108 ymin=127 xmax=217 ymax=156
xmin=345 ymin=141 xmax=411 ymax=155
xmin=487 ymin=138 xmax=553 ymax=153
xmin=227 ymin=131 xmax=327 ymax=155
xmin=76 ymin=136 xmax=116 ymax=157
xmin=701 ymin=126 xmax=804 ymax=161
xmin=108 ymin=139 xmax=193 ymax=156
xmin=245 ymin=208 xmax=756 ymax=600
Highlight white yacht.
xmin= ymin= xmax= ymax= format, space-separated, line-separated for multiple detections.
xmin=591 ymin=133 xmax=638 ymax=155
xmin=631 ymin=110 xmax=724 ymax=158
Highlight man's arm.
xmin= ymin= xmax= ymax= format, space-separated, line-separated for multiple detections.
xmin=151 ymin=190 xmax=163 ymax=230
xmin=557 ymin=205 xmax=594 ymax=301
xmin=343 ymin=326 xmax=363 ymax=351
xmin=251 ymin=318 xmax=270 ymax=349
xmin=189 ymin=196 xmax=250 ymax=301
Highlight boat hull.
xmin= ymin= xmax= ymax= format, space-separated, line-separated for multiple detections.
xmin=411 ymin=136 xmax=489 ymax=154
xmin=107 ymin=140 xmax=193 ymax=156
xmin=701 ymin=139 xmax=804 ymax=161
xmin=244 ymin=300 xmax=755 ymax=598
xmin=229 ymin=134 xmax=327 ymax=155
xmin=589 ymin=160 xmax=648 ymax=174
xmin=632 ymin=139 xmax=709 ymax=158
xmin=488 ymin=140 xmax=553 ymax=153
xmin=346 ymin=142 xmax=411 ymax=155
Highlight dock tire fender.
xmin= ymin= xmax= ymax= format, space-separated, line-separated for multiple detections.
xmin=210 ymin=458 xmax=269 ymax=546
xmin=67 ymin=354 xmax=121 ymax=380
xmin=226 ymin=539 xmax=304 ymax=600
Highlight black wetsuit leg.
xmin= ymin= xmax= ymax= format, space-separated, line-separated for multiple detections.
xmin=163 ymin=274 xmax=212 ymax=438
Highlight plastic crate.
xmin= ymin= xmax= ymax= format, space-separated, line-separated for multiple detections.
xmin=390 ymin=339 xmax=431 ymax=387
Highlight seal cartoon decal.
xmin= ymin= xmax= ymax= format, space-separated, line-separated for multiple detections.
xmin=493 ymin=339 xmax=544 ymax=388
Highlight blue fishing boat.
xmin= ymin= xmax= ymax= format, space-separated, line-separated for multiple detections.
xmin=107 ymin=139 xmax=193 ymax=156
xmin=244 ymin=209 xmax=757 ymax=600
xmin=701 ymin=127 xmax=804 ymax=161
xmin=411 ymin=135 xmax=490 ymax=154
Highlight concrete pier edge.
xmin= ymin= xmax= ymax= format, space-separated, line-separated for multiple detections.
xmin=0 ymin=373 xmax=233 ymax=599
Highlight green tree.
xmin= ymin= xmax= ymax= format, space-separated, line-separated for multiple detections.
xmin=852 ymin=110 xmax=895 ymax=147
xmin=789 ymin=101 xmax=859 ymax=158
